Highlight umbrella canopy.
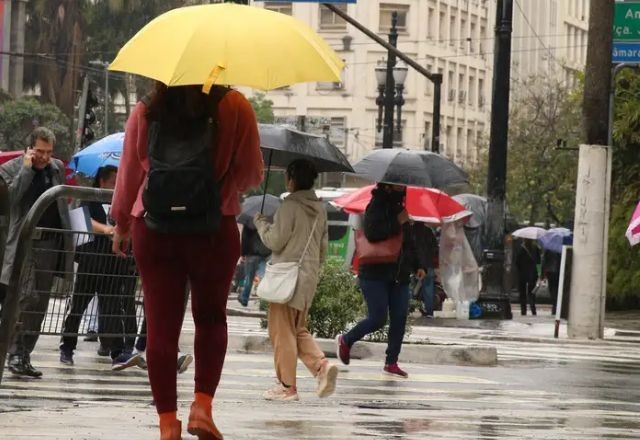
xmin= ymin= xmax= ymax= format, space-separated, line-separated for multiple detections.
xmin=453 ymin=194 xmax=487 ymax=229
xmin=69 ymin=133 xmax=124 ymax=178
xmin=237 ymin=195 xmax=282 ymax=228
xmin=538 ymin=227 xmax=573 ymax=253
xmin=351 ymin=148 xmax=468 ymax=190
xmin=332 ymin=185 xmax=471 ymax=225
xmin=259 ymin=124 xmax=353 ymax=173
xmin=512 ymin=226 xmax=547 ymax=240
xmin=626 ymin=201 xmax=640 ymax=246
xmin=109 ymin=4 xmax=344 ymax=92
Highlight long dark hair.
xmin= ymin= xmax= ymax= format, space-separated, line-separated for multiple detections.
xmin=146 ymin=82 xmax=224 ymax=139
xmin=93 ymin=165 xmax=118 ymax=188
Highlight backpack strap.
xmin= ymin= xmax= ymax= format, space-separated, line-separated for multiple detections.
xmin=208 ymin=86 xmax=236 ymax=183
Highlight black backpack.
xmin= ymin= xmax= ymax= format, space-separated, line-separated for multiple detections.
xmin=141 ymin=87 xmax=230 ymax=234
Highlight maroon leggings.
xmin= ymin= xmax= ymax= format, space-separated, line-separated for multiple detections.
xmin=132 ymin=216 xmax=240 ymax=414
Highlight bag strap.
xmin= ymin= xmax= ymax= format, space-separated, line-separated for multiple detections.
xmin=298 ymin=216 xmax=320 ymax=265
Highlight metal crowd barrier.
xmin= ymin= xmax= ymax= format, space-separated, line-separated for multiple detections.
xmin=0 ymin=186 xmax=145 ymax=383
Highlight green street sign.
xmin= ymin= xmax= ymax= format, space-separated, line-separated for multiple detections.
xmin=614 ymin=2 xmax=640 ymax=41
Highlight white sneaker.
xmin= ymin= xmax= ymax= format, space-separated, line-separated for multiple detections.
xmin=177 ymin=352 xmax=193 ymax=374
xmin=316 ymin=362 xmax=338 ymax=398
xmin=263 ymin=383 xmax=299 ymax=401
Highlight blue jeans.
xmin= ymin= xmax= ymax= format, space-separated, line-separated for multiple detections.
xmin=420 ymin=268 xmax=435 ymax=316
xmin=240 ymin=256 xmax=265 ymax=304
xmin=344 ymin=278 xmax=410 ymax=365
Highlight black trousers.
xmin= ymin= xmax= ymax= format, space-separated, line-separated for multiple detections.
xmin=519 ymin=279 xmax=537 ymax=316
xmin=60 ymin=248 xmax=138 ymax=359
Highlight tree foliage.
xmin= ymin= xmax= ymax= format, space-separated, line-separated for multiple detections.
xmin=607 ymin=69 xmax=640 ymax=308
xmin=470 ymin=75 xmax=582 ymax=226
xmin=0 ymin=98 xmax=72 ymax=160
xmin=248 ymin=93 xmax=275 ymax=124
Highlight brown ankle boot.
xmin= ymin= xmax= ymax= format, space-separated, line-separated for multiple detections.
xmin=187 ymin=401 xmax=223 ymax=440
xmin=160 ymin=419 xmax=182 ymax=440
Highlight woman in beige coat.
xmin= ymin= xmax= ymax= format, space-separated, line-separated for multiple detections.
xmin=254 ymin=159 xmax=338 ymax=401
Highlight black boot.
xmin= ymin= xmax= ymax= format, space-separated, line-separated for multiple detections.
xmin=7 ymin=355 xmax=43 ymax=378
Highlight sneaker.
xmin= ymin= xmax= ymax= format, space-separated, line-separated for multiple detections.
xmin=59 ymin=350 xmax=74 ymax=366
xmin=111 ymin=352 xmax=142 ymax=371
xmin=83 ymin=331 xmax=98 ymax=342
xmin=97 ymin=344 xmax=110 ymax=357
xmin=7 ymin=355 xmax=43 ymax=378
xmin=383 ymin=363 xmax=408 ymax=378
xmin=316 ymin=362 xmax=338 ymax=398
xmin=335 ymin=334 xmax=350 ymax=365
xmin=177 ymin=353 xmax=193 ymax=374
xmin=263 ymin=383 xmax=299 ymax=401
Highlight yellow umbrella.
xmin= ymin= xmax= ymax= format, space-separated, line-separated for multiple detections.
xmin=108 ymin=3 xmax=345 ymax=92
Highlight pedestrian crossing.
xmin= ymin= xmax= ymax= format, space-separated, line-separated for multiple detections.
xmin=3 ymin=312 xmax=640 ymax=439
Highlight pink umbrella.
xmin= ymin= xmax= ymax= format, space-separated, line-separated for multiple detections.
xmin=332 ymin=184 xmax=471 ymax=225
xmin=627 ymin=201 xmax=640 ymax=246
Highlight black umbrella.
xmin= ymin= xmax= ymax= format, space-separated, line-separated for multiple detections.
xmin=258 ymin=124 xmax=354 ymax=173
xmin=238 ymin=195 xmax=282 ymax=228
xmin=351 ymin=148 xmax=468 ymax=190
xmin=257 ymin=124 xmax=354 ymax=212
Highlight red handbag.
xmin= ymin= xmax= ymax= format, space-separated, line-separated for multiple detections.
xmin=355 ymin=229 xmax=402 ymax=265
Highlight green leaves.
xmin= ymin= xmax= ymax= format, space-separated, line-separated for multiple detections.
xmin=0 ymin=98 xmax=72 ymax=160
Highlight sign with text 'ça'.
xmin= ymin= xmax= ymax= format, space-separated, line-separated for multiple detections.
xmin=613 ymin=1 xmax=640 ymax=63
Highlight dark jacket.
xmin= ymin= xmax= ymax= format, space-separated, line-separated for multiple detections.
xmin=358 ymin=187 xmax=427 ymax=283
xmin=241 ymin=226 xmax=271 ymax=258
xmin=413 ymin=222 xmax=437 ymax=269
xmin=0 ymin=156 xmax=72 ymax=286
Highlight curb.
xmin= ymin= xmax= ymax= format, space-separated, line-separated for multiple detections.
xmin=228 ymin=334 xmax=498 ymax=367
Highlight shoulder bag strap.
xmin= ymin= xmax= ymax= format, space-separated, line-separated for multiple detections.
xmin=298 ymin=215 xmax=320 ymax=265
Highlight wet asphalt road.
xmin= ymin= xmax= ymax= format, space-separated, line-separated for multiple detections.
xmin=2 ymin=323 xmax=640 ymax=440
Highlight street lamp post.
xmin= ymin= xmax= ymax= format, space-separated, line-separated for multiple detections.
xmin=375 ymin=13 xmax=408 ymax=149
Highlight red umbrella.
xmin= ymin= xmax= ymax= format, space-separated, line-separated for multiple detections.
xmin=332 ymin=184 xmax=471 ymax=225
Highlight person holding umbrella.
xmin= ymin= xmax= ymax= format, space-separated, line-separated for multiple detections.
xmin=336 ymin=183 xmax=428 ymax=378
xmin=111 ymin=82 xmax=263 ymax=440
xmin=253 ymin=159 xmax=338 ymax=402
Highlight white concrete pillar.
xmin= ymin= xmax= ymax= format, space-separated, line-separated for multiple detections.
xmin=568 ymin=144 xmax=611 ymax=339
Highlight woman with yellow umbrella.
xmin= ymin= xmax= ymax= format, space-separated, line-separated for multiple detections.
xmin=109 ymin=3 xmax=344 ymax=440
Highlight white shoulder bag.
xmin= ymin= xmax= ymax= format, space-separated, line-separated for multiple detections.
xmin=257 ymin=216 xmax=319 ymax=304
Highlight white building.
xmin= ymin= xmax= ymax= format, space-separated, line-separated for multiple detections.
xmin=250 ymin=0 xmax=495 ymax=168
xmin=511 ymin=0 xmax=589 ymax=84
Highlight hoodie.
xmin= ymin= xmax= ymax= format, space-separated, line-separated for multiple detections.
xmin=254 ymin=190 xmax=328 ymax=311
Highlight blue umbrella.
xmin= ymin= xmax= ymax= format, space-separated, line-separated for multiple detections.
xmin=538 ymin=228 xmax=573 ymax=253
xmin=70 ymin=132 xmax=124 ymax=177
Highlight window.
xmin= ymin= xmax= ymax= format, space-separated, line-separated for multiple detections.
xmin=469 ymin=74 xmax=476 ymax=107
xmin=264 ymin=2 xmax=292 ymax=15
xmin=328 ymin=117 xmax=346 ymax=148
xmin=380 ymin=4 xmax=409 ymax=33
xmin=478 ymin=77 xmax=485 ymax=107
xmin=427 ymin=7 xmax=436 ymax=39
xmin=456 ymin=127 xmax=464 ymax=158
xmin=320 ymin=3 xmax=347 ymax=30
xmin=374 ymin=119 xmax=404 ymax=147
xmin=439 ymin=11 xmax=447 ymax=41
xmin=460 ymin=17 xmax=467 ymax=49
xmin=449 ymin=14 xmax=456 ymax=46
xmin=470 ymin=20 xmax=477 ymax=52
xmin=424 ymin=121 xmax=432 ymax=149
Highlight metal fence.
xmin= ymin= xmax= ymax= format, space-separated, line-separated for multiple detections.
xmin=0 ymin=186 xmax=146 ymax=383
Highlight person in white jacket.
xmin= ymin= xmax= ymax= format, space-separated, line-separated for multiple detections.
xmin=254 ymin=159 xmax=338 ymax=401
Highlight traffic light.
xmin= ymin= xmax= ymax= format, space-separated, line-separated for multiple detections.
xmin=81 ymin=88 xmax=98 ymax=148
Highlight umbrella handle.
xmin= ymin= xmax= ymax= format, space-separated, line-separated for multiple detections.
xmin=261 ymin=150 xmax=274 ymax=214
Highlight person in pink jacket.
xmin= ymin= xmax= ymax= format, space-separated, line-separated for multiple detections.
xmin=111 ymin=83 xmax=263 ymax=440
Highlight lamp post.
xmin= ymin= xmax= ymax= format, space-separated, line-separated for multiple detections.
xmin=375 ymin=13 xmax=408 ymax=149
